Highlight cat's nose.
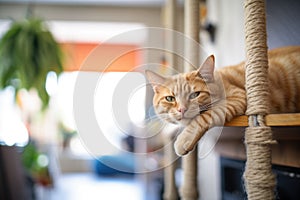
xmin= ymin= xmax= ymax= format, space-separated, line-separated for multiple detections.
xmin=178 ymin=107 xmax=187 ymax=114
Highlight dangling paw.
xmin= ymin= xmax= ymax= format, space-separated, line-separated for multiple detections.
xmin=174 ymin=132 xmax=197 ymax=156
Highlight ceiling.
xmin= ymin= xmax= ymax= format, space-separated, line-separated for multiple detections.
xmin=0 ymin=0 xmax=170 ymax=7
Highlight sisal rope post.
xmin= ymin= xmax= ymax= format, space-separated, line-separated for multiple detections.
xmin=181 ymin=0 xmax=200 ymax=199
xmin=165 ymin=0 xmax=178 ymax=72
xmin=184 ymin=0 xmax=200 ymax=72
xmin=243 ymin=0 xmax=277 ymax=199
xmin=163 ymin=131 xmax=179 ymax=200
xmin=163 ymin=1 xmax=179 ymax=200
xmin=181 ymin=149 xmax=199 ymax=200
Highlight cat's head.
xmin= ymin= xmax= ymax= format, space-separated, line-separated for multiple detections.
xmin=146 ymin=55 xmax=218 ymax=125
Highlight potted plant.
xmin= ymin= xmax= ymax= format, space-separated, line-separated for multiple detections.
xmin=0 ymin=17 xmax=63 ymax=109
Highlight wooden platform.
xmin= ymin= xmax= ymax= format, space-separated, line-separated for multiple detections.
xmin=225 ymin=113 xmax=300 ymax=127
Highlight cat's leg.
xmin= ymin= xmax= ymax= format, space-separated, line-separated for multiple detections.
xmin=174 ymin=96 xmax=246 ymax=156
xmin=174 ymin=110 xmax=217 ymax=156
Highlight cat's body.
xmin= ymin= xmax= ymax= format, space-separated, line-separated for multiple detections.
xmin=146 ymin=46 xmax=300 ymax=156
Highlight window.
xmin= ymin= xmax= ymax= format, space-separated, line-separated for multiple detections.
xmin=55 ymin=71 xmax=146 ymax=156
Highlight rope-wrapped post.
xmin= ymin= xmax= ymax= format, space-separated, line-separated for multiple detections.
xmin=165 ymin=0 xmax=178 ymax=72
xmin=181 ymin=0 xmax=200 ymax=199
xmin=181 ymin=148 xmax=199 ymax=200
xmin=243 ymin=0 xmax=277 ymax=199
xmin=184 ymin=0 xmax=200 ymax=72
xmin=163 ymin=1 xmax=179 ymax=200
xmin=163 ymin=130 xmax=179 ymax=200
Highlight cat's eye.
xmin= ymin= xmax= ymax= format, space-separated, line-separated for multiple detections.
xmin=189 ymin=91 xmax=200 ymax=99
xmin=165 ymin=96 xmax=175 ymax=102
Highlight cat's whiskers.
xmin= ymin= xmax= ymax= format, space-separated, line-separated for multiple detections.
xmin=145 ymin=112 xmax=176 ymax=125
xmin=157 ymin=111 xmax=184 ymax=124
xmin=156 ymin=113 xmax=169 ymax=120
xmin=199 ymin=99 xmax=221 ymax=114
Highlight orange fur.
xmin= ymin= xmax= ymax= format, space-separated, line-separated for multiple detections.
xmin=146 ymin=46 xmax=300 ymax=156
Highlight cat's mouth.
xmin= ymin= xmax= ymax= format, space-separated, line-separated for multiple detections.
xmin=170 ymin=99 xmax=221 ymax=124
xmin=176 ymin=113 xmax=196 ymax=121
xmin=174 ymin=108 xmax=202 ymax=121
xmin=176 ymin=117 xmax=191 ymax=126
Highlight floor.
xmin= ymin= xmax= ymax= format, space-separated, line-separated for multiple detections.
xmin=38 ymin=173 xmax=148 ymax=200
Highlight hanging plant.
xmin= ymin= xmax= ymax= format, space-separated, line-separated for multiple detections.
xmin=0 ymin=17 xmax=63 ymax=109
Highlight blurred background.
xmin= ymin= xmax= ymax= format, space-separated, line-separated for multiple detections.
xmin=0 ymin=0 xmax=299 ymax=200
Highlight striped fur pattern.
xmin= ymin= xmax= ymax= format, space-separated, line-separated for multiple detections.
xmin=146 ymin=46 xmax=300 ymax=156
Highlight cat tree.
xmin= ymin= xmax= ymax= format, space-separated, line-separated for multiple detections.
xmin=243 ymin=0 xmax=276 ymax=198
xmin=163 ymin=0 xmax=300 ymax=199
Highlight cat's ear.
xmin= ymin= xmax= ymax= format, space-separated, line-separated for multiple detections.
xmin=197 ymin=55 xmax=215 ymax=82
xmin=145 ymin=70 xmax=166 ymax=93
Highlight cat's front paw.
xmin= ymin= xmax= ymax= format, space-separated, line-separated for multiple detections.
xmin=174 ymin=132 xmax=197 ymax=156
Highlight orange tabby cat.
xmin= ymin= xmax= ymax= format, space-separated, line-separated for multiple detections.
xmin=146 ymin=46 xmax=300 ymax=156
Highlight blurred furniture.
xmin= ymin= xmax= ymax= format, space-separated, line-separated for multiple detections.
xmin=0 ymin=145 xmax=33 ymax=200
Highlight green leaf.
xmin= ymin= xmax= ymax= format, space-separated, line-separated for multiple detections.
xmin=0 ymin=17 xmax=64 ymax=109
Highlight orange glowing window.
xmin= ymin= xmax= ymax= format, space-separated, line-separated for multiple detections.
xmin=61 ymin=42 xmax=142 ymax=72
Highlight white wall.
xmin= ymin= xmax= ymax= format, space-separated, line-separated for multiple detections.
xmin=215 ymin=0 xmax=245 ymax=68
xmin=198 ymin=0 xmax=245 ymax=199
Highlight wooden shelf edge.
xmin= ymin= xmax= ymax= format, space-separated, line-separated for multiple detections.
xmin=224 ymin=113 xmax=300 ymax=127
